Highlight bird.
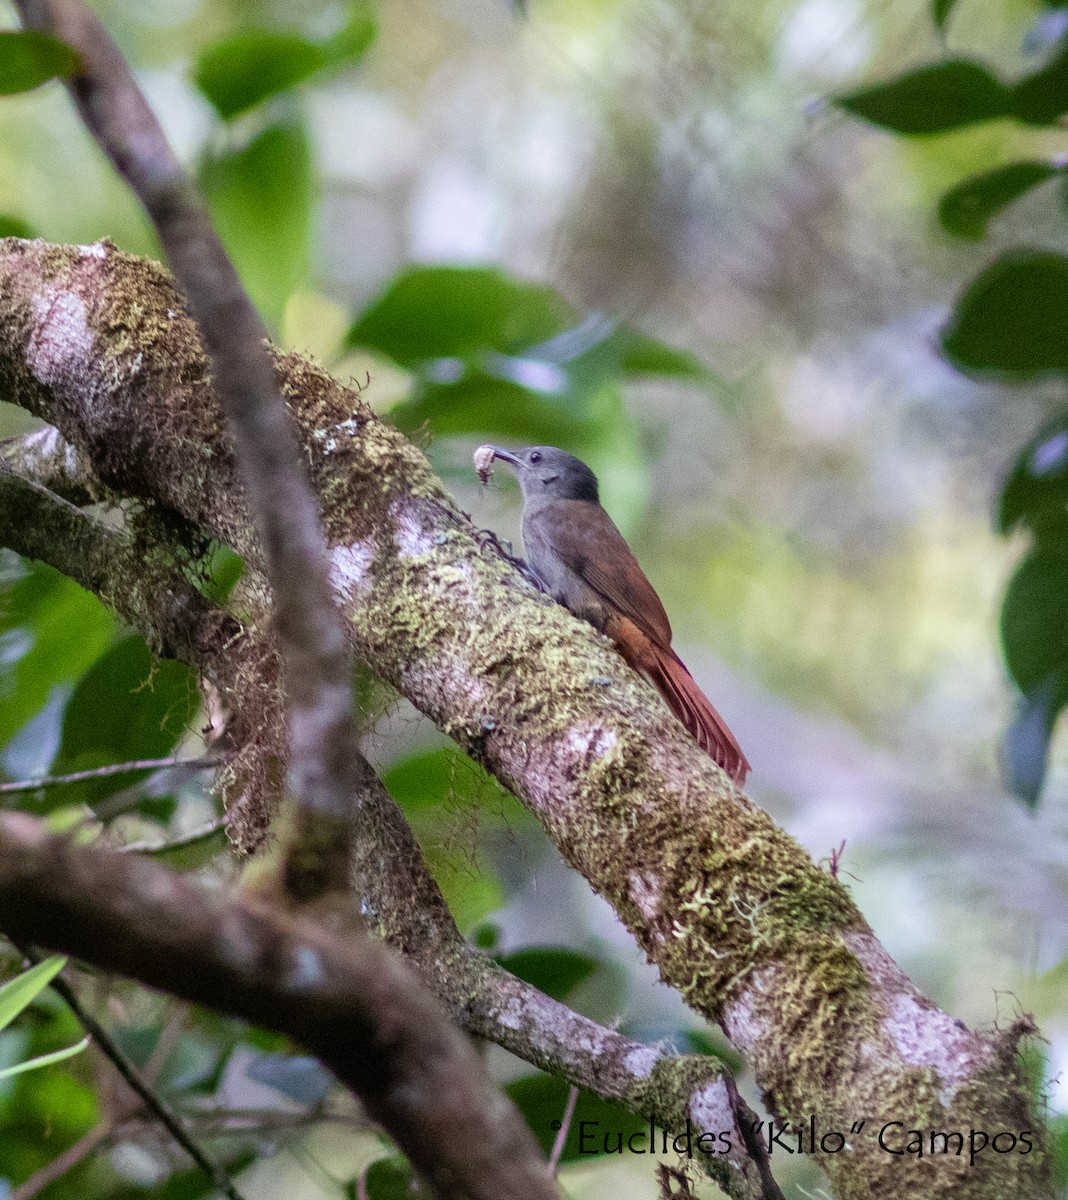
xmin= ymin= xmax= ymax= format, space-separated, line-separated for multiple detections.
xmin=476 ymin=444 xmax=750 ymax=784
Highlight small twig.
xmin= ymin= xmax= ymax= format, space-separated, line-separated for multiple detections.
xmin=118 ymin=815 xmax=228 ymax=856
xmin=546 ymin=1084 xmax=579 ymax=1177
xmin=12 ymin=1121 xmax=114 ymax=1200
xmin=13 ymin=944 xmax=247 ymax=1200
xmin=0 ymin=755 xmax=223 ymax=796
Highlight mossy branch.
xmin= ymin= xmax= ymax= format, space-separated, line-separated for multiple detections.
xmin=0 ymin=237 xmax=1050 ymax=1198
xmin=0 ymin=440 xmax=778 ymax=1200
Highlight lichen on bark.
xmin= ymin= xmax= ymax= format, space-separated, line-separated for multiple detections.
xmin=0 ymin=237 xmax=1050 ymax=1198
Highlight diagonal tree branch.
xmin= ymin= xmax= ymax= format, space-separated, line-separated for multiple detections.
xmin=0 ymin=238 xmax=1046 ymax=1196
xmin=0 ymin=814 xmax=557 ymax=1200
xmin=15 ymin=0 xmax=362 ymax=903
xmin=0 ymin=457 xmax=779 ymax=1200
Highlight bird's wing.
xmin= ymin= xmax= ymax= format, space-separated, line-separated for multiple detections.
xmin=532 ymin=499 xmax=674 ymax=647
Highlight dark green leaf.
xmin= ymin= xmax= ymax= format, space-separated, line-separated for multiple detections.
xmin=938 ymin=161 xmax=1062 ymax=240
xmin=834 ymin=61 xmax=1009 ymax=134
xmin=323 ymin=2 xmax=378 ymax=65
xmin=382 ymin=747 xmax=461 ymax=813
xmin=495 ymin=947 xmax=598 ymax=1000
xmin=0 ymin=31 xmax=79 ymax=96
xmin=193 ymin=33 xmax=326 ymax=120
xmin=613 ymin=328 xmax=715 ymax=382
xmin=49 ymin=637 xmax=199 ymax=810
xmin=346 ymin=266 xmax=574 ymax=363
xmin=470 ymin=922 xmax=501 ymax=952
xmin=1003 ymin=675 xmax=1061 ymax=808
xmin=0 ymin=959 xmax=67 ymax=1034
xmin=1010 ymin=41 xmax=1068 ymax=126
xmin=382 ymin=745 xmax=515 ymax=816
xmin=507 ymin=1075 xmax=648 ymax=1162
xmin=941 ymin=250 xmax=1068 ymax=377
xmin=1000 ymin=551 xmax=1068 ymax=692
xmin=201 ymin=544 xmax=244 ymax=606
xmin=388 ymin=376 xmax=596 ymax=445
xmin=193 ymin=5 xmax=377 ymax=120
xmin=0 ymin=556 xmax=116 ymax=748
xmin=932 ymin=0 xmax=959 ymax=32
xmin=352 ymin=1157 xmax=416 ymax=1200
xmin=0 ymin=995 xmax=98 ymax=1188
xmin=201 ymin=119 xmax=313 ymax=324
xmin=0 ymin=215 xmax=35 ymax=239
xmin=997 ymin=417 xmax=1068 ymax=534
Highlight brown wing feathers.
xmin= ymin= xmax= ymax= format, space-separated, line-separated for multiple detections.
xmin=544 ymin=502 xmax=750 ymax=785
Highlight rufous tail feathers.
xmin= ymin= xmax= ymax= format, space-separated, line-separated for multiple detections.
xmin=647 ymin=646 xmax=750 ymax=785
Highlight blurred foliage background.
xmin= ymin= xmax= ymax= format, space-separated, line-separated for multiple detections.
xmin=2 ymin=0 xmax=1068 ymax=1196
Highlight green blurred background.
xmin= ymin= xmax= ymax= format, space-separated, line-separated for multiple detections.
xmin=2 ymin=0 xmax=1067 ymax=1196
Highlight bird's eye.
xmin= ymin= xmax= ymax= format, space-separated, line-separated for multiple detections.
xmin=529 ymin=451 xmax=542 ymax=464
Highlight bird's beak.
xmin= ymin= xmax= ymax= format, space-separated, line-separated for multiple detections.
xmin=487 ymin=445 xmax=521 ymax=467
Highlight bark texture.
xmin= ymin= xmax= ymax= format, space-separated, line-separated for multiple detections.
xmin=0 ymin=238 xmax=1048 ymax=1199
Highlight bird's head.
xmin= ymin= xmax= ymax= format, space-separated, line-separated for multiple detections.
xmin=481 ymin=445 xmax=600 ymax=503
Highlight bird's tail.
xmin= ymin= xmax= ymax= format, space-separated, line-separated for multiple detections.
xmin=647 ymin=647 xmax=750 ymax=785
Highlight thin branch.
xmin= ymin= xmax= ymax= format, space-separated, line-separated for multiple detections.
xmin=16 ymin=0 xmax=364 ymax=903
xmin=0 ymin=755 xmax=223 ymax=797
xmin=117 ymin=815 xmax=228 ymax=856
xmin=0 ymin=815 xmax=560 ymax=1200
xmin=11 ymin=1120 xmax=113 ymax=1200
xmin=14 ymin=943 xmax=247 ymax=1200
xmin=546 ymin=1085 xmax=578 ymax=1177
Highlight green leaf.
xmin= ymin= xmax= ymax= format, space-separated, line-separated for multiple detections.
xmin=0 ymin=958 xmax=66 ymax=1034
xmin=932 ymin=0 xmax=959 ymax=31
xmin=0 ymin=215 xmax=35 ymax=239
xmin=323 ymin=2 xmax=378 ymax=65
xmin=998 ymin=417 xmax=1068 ymax=534
xmin=49 ymin=637 xmax=199 ymax=810
xmin=1010 ymin=41 xmax=1068 ymax=126
xmin=1000 ymin=551 xmax=1068 ymax=693
xmin=201 ymin=119 xmax=313 ymax=324
xmin=201 ymin=545 xmax=244 ymax=606
xmin=346 ymin=266 xmax=574 ymax=364
xmin=613 ymin=328 xmax=715 ymax=382
xmin=0 ymin=1036 xmax=88 ymax=1080
xmin=834 ymin=61 xmax=1009 ymax=134
xmin=0 ymin=556 xmax=116 ymax=748
xmin=352 ymin=1156 xmax=416 ymax=1200
xmin=388 ymin=376 xmax=594 ymax=445
xmin=381 ymin=747 xmax=508 ymax=931
xmin=0 ymin=31 xmax=79 ymax=95
xmin=193 ymin=33 xmax=327 ymax=120
xmin=382 ymin=747 xmax=467 ymax=814
xmin=938 ymin=161 xmax=1062 ymax=240
xmin=507 ymin=1075 xmax=648 ymax=1162
xmin=495 ymin=947 xmax=598 ymax=1000
xmin=941 ymin=250 xmax=1068 ymax=377
xmin=193 ymin=5 xmax=376 ymax=120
